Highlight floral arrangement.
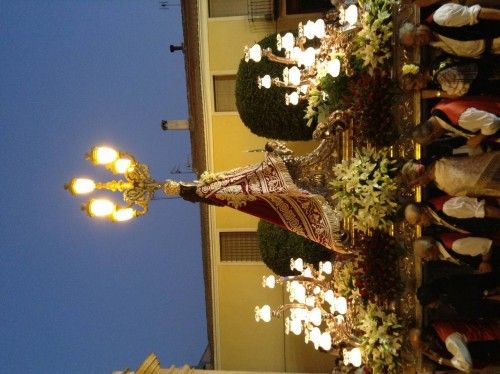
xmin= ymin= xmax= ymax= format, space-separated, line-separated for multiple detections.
xmin=357 ymin=302 xmax=403 ymax=373
xmin=351 ymin=230 xmax=403 ymax=304
xmin=330 ymin=146 xmax=398 ymax=232
xmin=402 ymin=63 xmax=419 ymax=76
xmin=352 ymin=0 xmax=399 ymax=73
xmin=304 ymin=86 xmax=330 ymax=127
xmin=332 ymin=261 xmax=359 ymax=299
xmin=346 ymin=69 xmax=398 ymax=146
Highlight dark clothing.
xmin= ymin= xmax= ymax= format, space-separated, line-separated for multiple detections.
xmin=419 ymin=272 xmax=500 ymax=319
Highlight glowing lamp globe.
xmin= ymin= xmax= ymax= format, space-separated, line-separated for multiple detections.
xmin=345 ymin=5 xmax=359 ymax=26
xmin=254 ymin=305 xmax=272 ymax=322
xmin=314 ymin=19 xmax=326 ymax=38
xmin=262 ymin=275 xmax=276 ymax=288
xmin=305 ymin=296 xmax=316 ymax=307
xmin=281 ymin=32 xmax=295 ymax=51
xmin=68 ymin=178 xmax=96 ymax=195
xmin=302 ymin=267 xmax=313 ymax=278
xmin=309 ymin=327 xmax=322 ymax=349
xmin=290 ymin=258 xmax=304 ymax=272
xmin=303 ymin=20 xmax=316 ymax=39
xmin=334 ymin=296 xmax=348 ymax=315
xmin=112 ymin=158 xmax=133 ymax=174
xmin=290 ymin=46 xmax=302 ymax=62
xmin=300 ymin=47 xmax=316 ymax=68
xmin=112 ymin=207 xmax=136 ymax=222
xmin=285 ymin=91 xmax=300 ymax=106
xmin=308 ymin=307 xmax=322 ymax=326
xmin=87 ymin=198 xmax=116 ymax=217
xmin=290 ymin=307 xmax=308 ymax=321
xmin=261 ymin=74 xmax=272 ymax=89
xmin=324 ymin=289 xmax=335 ymax=305
xmin=344 ymin=347 xmax=362 ymax=367
xmin=290 ymin=283 xmax=306 ymax=304
xmin=90 ymin=146 xmax=119 ymax=165
xmin=327 ymin=59 xmax=341 ymax=78
xmin=248 ymin=44 xmax=262 ymax=62
xmin=319 ymin=260 xmax=333 ymax=275
xmin=290 ymin=318 xmax=302 ymax=335
xmin=288 ymin=66 xmax=301 ymax=86
xmin=319 ymin=332 xmax=332 ymax=351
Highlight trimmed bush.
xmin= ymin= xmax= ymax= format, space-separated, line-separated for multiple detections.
xmin=257 ymin=220 xmax=334 ymax=276
xmin=235 ymin=33 xmax=316 ymax=140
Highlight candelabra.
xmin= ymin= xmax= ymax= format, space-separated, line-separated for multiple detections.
xmin=65 ymin=145 xmax=180 ymax=222
xmin=244 ymin=3 xmax=359 ymax=107
xmin=255 ymin=257 xmax=363 ymax=368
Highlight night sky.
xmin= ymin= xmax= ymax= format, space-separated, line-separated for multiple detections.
xmin=0 ymin=1 xmax=208 ymax=373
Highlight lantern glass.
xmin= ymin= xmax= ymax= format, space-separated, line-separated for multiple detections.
xmin=327 ymin=59 xmax=341 ymax=78
xmin=249 ymin=44 xmax=262 ymax=62
xmin=314 ymin=19 xmax=326 ymax=38
xmin=112 ymin=207 xmax=136 ymax=222
xmin=303 ymin=20 xmax=316 ymax=39
xmin=113 ymin=158 xmax=132 ymax=174
xmin=288 ymin=66 xmax=301 ymax=86
xmin=69 ymin=178 xmax=95 ymax=195
xmin=91 ymin=146 xmax=119 ymax=165
xmin=88 ymin=198 xmax=115 ymax=217
xmin=282 ymin=32 xmax=295 ymax=51
xmin=345 ymin=5 xmax=359 ymax=26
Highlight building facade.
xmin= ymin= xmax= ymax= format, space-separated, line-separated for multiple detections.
xmin=181 ymin=1 xmax=335 ymax=372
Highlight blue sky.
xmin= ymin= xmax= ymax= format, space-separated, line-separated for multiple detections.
xmin=0 ymin=1 xmax=207 ymax=373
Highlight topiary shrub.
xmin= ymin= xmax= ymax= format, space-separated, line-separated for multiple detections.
xmin=235 ymin=33 xmax=316 ymax=140
xmin=257 ymin=220 xmax=334 ymax=275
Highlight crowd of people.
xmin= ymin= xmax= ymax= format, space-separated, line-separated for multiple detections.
xmin=398 ymin=1 xmax=499 ymax=372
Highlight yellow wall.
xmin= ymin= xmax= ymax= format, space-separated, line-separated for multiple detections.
xmin=217 ymin=265 xmax=285 ymax=372
xmin=208 ymin=19 xmax=274 ymax=72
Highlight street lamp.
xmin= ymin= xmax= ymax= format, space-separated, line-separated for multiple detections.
xmin=65 ymin=145 xmax=180 ymax=222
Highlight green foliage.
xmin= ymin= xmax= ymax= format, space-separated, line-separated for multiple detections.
xmin=304 ymin=66 xmax=350 ymax=126
xmin=257 ymin=220 xmax=333 ymax=276
xmin=235 ymin=33 xmax=315 ymax=140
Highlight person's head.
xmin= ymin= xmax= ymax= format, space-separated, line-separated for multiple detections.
xmin=399 ymin=22 xmax=416 ymax=46
xmin=413 ymin=237 xmax=439 ymax=261
xmin=400 ymin=22 xmax=432 ymax=46
xmin=412 ymin=117 xmax=443 ymax=145
xmin=405 ymin=203 xmax=433 ymax=227
xmin=401 ymin=160 xmax=426 ymax=185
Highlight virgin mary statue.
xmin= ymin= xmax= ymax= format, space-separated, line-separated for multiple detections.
xmin=163 ymin=119 xmax=349 ymax=254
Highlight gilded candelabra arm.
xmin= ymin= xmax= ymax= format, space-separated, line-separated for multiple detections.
xmin=95 ymin=180 xmax=133 ymax=192
xmin=272 ymin=303 xmax=312 ymax=317
xmin=279 ymin=275 xmax=330 ymax=289
xmin=262 ymin=48 xmax=296 ymax=65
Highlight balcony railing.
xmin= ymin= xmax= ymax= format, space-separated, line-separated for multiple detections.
xmin=247 ymin=0 xmax=279 ymax=22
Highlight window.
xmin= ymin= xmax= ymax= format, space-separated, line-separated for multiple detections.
xmin=220 ymin=231 xmax=262 ymax=262
xmin=209 ymin=0 xmax=247 ymax=17
xmin=286 ymin=0 xmax=331 ymax=15
xmin=213 ymin=75 xmax=237 ymax=112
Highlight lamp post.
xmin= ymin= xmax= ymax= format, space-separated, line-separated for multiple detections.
xmin=65 ymin=145 xmax=179 ymax=222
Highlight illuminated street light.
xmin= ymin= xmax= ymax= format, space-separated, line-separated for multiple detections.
xmin=65 ymin=145 xmax=179 ymax=222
